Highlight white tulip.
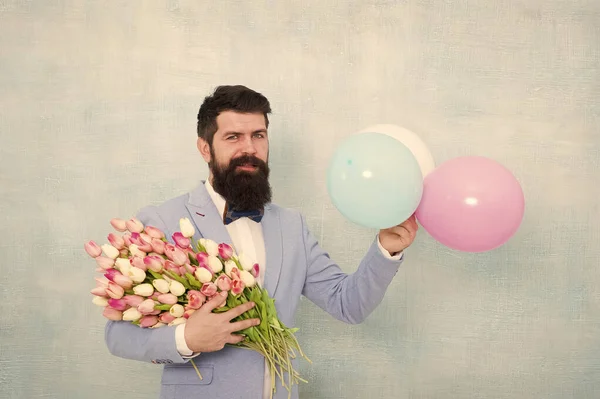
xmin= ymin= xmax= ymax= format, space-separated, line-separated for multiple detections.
xmin=169 ymin=304 xmax=185 ymax=318
xmin=179 ymin=218 xmax=195 ymax=238
xmin=115 ymin=258 xmax=131 ymax=273
xmin=133 ymin=283 xmax=154 ymax=297
xmin=122 ymin=308 xmax=142 ymax=321
xmin=92 ymin=296 xmax=108 ymax=307
xmin=239 ymin=270 xmax=256 ymax=288
xmin=127 ymin=267 xmax=146 ymax=283
xmin=201 ymin=239 xmax=218 ymax=256
xmin=169 ymin=317 xmax=186 ymax=326
xmin=152 ymin=278 xmax=170 ymax=294
xmin=238 ymin=253 xmax=253 ymax=271
xmin=207 ymin=256 xmax=223 ymax=273
xmin=129 ymin=244 xmax=146 ymax=258
xmin=101 ymin=244 xmax=119 ymax=259
xmin=194 ymin=267 xmax=213 ymax=284
xmin=224 ymin=260 xmax=237 ymax=277
xmin=169 ymin=280 xmax=186 ymax=297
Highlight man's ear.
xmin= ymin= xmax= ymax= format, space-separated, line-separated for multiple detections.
xmin=197 ymin=137 xmax=211 ymax=163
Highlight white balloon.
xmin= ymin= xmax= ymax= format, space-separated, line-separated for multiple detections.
xmin=357 ymin=124 xmax=436 ymax=178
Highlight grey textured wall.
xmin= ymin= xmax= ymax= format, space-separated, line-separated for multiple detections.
xmin=1 ymin=1 xmax=599 ymax=398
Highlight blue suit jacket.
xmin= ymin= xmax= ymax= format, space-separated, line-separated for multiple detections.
xmin=104 ymin=183 xmax=404 ymax=398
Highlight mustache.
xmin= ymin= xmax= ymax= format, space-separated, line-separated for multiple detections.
xmin=228 ymin=155 xmax=268 ymax=170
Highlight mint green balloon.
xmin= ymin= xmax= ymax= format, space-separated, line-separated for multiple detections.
xmin=327 ymin=132 xmax=423 ymax=229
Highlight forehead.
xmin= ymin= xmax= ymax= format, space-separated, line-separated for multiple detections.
xmin=215 ymin=111 xmax=267 ymax=134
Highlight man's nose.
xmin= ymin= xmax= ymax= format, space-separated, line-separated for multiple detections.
xmin=241 ymin=136 xmax=257 ymax=155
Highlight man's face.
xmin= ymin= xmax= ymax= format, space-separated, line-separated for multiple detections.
xmin=197 ymin=111 xmax=271 ymax=211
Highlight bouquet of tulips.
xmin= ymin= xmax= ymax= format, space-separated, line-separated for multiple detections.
xmin=86 ymin=216 xmax=310 ymax=398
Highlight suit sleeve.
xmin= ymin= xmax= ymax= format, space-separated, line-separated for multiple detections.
xmin=300 ymin=215 xmax=404 ymax=324
xmin=104 ymin=205 xmax=190 ymax=364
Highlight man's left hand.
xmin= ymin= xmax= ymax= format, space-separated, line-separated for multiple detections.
xmin=379 ymin=214 xmax=419 ymax=256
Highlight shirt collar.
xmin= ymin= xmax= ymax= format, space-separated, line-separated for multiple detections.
xmin=204 ymin=179 xmax=227 ymax=217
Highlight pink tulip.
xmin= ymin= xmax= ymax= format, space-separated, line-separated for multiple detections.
xmin=106 ymin=282 xmax=125 ymax=299
xmin=216 ymin=274 xmax=232 ymax=291
xmin=151 ymin=238 xmax=166 ymax=254
xmin=103 ymin=307 xmax=123 ymax=321
xmin=218 ymin=243 xmax=233 ymax=260
xmin=107 ymin=233 xmax=125 ymax=250
xmin=107 ymin=298 xmax=128 ymax=311
xmin=91 ymin=286 xmax=107 ymax=297
xmin=158 ymin=312 xmax=176 ymax=324
xmin=165 ymin=245 xmax=188 ymax=266
xmin=126 ymin=217 xmax=144 ymax=233
xmin=123 ymin=233 xmax=133 ymax=247
xmin=130 ymin=256 xmax=147 ymax=271
xmin=137 ymin=299 xmax=157 ymax=314
xmin=164 ymin=260 xmax=182 ymax=276
xmin=122 ymin=295 xmax=145 ymax=307
xmin=184 ymin=263 xmax=196 ymax=274
xmin=186 ymin=290 xmax=205 ymax=310
xmin=145 ymin=225 xmax=165 ymax=239
xmin=196 ymin=252 xmax=209 ymax=266
xmin=251 ymin=263 xmax=260 ymax=278
xmin=172 ymin=232 xmax=191 ymax=249
xmin=84 ymin=241 xmax=102 ymax=258
xmin=95 ymin=256 xmax=115 ymax=270
xmin=113 ymin=274 xmax=133 ymax=290
xmin=95 ymin=277 xmax=109 ymax=287
xmin=130 ymin=232 xmax=153 ymax=252
xmin=110 ymin=218 xmax=127 ymax=232
xmin=200 ymin=282 xmax=218 ymax=297
xmin=144 ymin=255 xmax=164 ymax=272
xmin=231 ymin=279 xmax=244 ymax=296
xmin=149 ymin=309 xmax=161 ymax=315
xmin=104 ymin=268 xmax=120 ymax=282
xmin=229 ymin=267 xmax=241 ymax=281
xmin=139 ymin=315 xmax=159 ymax=328
xmin=157 ymin=293 xmax=178 ymax=305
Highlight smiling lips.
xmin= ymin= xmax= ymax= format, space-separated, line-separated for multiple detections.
xmin=236 ymin=163 xmax=258 ymax=172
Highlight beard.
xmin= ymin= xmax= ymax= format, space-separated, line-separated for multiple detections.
xmin=210 ymin=152 xmax=272 ymax=212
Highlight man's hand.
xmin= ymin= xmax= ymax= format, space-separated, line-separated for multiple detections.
xmin=183 ymin=291 xmax=260 ymax=353
xmin=378 ymin=214 xmax=419 ymax=256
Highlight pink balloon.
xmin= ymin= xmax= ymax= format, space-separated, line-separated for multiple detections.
xmin=415 ymin=156 xmax=525 ymax=252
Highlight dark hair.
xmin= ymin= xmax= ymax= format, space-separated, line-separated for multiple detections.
xmin=196 ymin=85 xmax=272 ymax=145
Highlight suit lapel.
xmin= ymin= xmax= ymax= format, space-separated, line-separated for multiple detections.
xmin=261 ymin=204 xmax=283 ymax=296
xmin=184 ymin=183 xmax=233 ymax=247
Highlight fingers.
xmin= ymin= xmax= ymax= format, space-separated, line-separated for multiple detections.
xmin=201 ymin=291 xmax=229 ymax=313
xmin=228 ymin=318 xmax=261 ymax=333
xmin=222 ymin=301 xmax=256 ymax=321
xmin=226 ymin=333 xmax=246 ymax=345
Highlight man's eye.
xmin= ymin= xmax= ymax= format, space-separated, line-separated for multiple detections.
xmin=254 ymin=133 xmax=265 ymax=139
xmin=226 ymin=135 xmax=237 ymax=140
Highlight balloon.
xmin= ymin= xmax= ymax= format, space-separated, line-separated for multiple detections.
xmin=327 ymin=132 xmax=423 ymax=229
xmin=415 ymin=156 xmax=525 ymax=252
xmin=358 ymin=124 xmax=436 ymax=178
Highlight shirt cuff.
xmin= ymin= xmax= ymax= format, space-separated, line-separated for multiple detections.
xmin=377 ymin=234 xmax=404 ymax=260
xmin=175 ymin=323 xmax=200 ymax=359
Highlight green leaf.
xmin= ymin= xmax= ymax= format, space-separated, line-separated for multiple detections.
xmin=155 ymin=304 xmax=172 ymax=311
xmin=185 ymin=273 xmax=202 ymax=289
xmin=163 ymin=270 xmax=192 ymax=289
xmin=148 ymin=270 xmax=163 ymax=280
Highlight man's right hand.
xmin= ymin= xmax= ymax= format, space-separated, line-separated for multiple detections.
xmin=183 ymin=291 xmax=261 ymax=353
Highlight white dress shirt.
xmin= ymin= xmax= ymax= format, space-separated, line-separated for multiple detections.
xmin=175 ymin=179 xmax=402 ymax=398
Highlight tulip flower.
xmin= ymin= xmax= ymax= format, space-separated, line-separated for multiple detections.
xmin=150 ymin=322 xmax=166 ymax=329
xmin=251 ymin=263 xmax=260 ymax=278
xmin=107 ymin=233 xmax=125 ymax=250
xmin=164 ymin=260 xmax=183 ymax=276
xmin=172 ymin=232 xmax=191 ymax=249
xmin=196 ymin=252 xmax=209 ymax=266
xmin=110 ymin=218 xmax=127 ymax=232
xmin=152 ymin=278 xmax=170 ymax=294
xmin=169 ymin=304 xmax=185 ymax=318
xmin=169 ymin=280 xmax=186 ymax=297
xmin=239 ymin=270 xmax=256 ymax=288
xmin=216 ymin=274 xmax=232 ymax=291
xmin=159 ymin=312 xmax=175 ymax=324
xmin=123 ymin=233 xmax=133 ymax=247
xmin=179 ymin=218 xmax=195 ymax=238
xmin=151 ymin=238 xmax=166 ymax=254
xmin=186 ymin=290 xmax=205 ymax=310
xmin=92 ymin=296 xmax=108 ymax=307
xmin=101 ymin=244 xmax=120 ymax=259
xmin=165 ymin=244 xmax=188 ymax=266
xmin=183 ymin=263 xmax=196 ymax=275
xmin=91 ymin=286 xmax=108 ymax=297
xmin=114 ymin=258 xmax=130 ymax=273
xmin=133 ymin=283 xmax=154 ymax=297
xmin=230 ymin=279 xmax=244 ymax=296
xmin=157 ymin=293 xmax=178 ymax=305
xmin=139 ymin=315 xmax=159 ymax=328
xmin=122 ymin=307 xmax=142 ymax=321
xmin=106 ymin=282 xmax=125 ymax=299
xmin=113 ymin=273 xmax=133 ymax=290
xmin=84 ymin=241 xmax=102 ymax=258
xmin=144 ymin=225 xmax=165 ymax=239
xmin=103 ymin=307 xmax=123 ymax=321
xmin=137 ymin=299 xmax=157 ymax=314
xmin=103 ymin=268 xmax=120 ymax=282
xmin=229 ymin=267 xmax=241 ymax=281
xmin=218 ymin=243 xmax=234 ymax=260
xmin=125 ymin=217 xmax=144 ymax=233
xmin=108 ymin=298 xmax=128 ymax=311
xmin=130 ymin=256 xmax=147 ymax=271
xmin=207 ymin=256 xmax=223 ymax=273
xmin=126 ymin=266 xmax=146 ymax=284
xmin=95 ymin=256 xmax=115 ymax=270
xmin=129 ymin=244 xmax=146 ymax=258
xmin=194 ymin=265 xmax=213 ymax=284
xmin=122 ymin=295 xmax=145 ymax=307
xmin=200 ymin=238 xmax=218 ymax=256
xmin=200 ymin=282 xmax=218 ymax=297
xmin=224 ymin=260 xmax=237 ymax=277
